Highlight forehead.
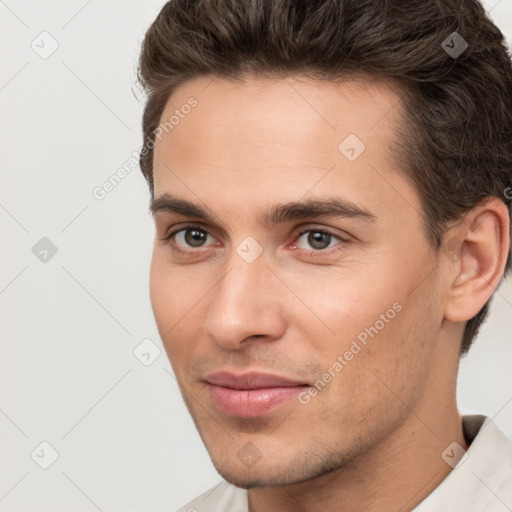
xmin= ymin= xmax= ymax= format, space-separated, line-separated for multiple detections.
xmin=151 ymin=75 xmax=418 ymax=226
xmin=154 ymin=74 xmax=402 ymax=158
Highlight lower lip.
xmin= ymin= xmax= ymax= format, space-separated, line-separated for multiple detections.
xmin=207 ymin=384 xmax=306 ymax=417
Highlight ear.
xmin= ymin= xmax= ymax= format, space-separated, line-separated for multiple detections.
xmin=443 ymin=197 xmax=510 ymax=323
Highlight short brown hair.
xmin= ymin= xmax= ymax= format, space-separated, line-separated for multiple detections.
xmin=137 ymin=0 xmax=512 ymax=354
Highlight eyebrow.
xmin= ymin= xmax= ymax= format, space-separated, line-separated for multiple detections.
xmin=150 ymin=193 xmax=377 ymax=226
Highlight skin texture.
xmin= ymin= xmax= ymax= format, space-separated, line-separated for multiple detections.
xmin=149 ymin=75 xmax=510 ymax=512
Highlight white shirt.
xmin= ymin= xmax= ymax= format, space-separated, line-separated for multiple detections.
xmin=175 ymin=415 xmax=512 ymax=512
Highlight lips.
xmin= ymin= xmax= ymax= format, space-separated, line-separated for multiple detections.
xmin=205 ymin=371 xmax=308 ymax=389
xmin=204 ymin=371 xmax=309 ymax=418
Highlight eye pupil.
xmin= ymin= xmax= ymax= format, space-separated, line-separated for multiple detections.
xmin=185 ymin=229 xmax=207 ymax=247
xmin=308 ymin=231 xmax=331 ymax=249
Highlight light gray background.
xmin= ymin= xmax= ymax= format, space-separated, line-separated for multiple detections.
xmin=1 ymin=1 xmax=511 ymax=510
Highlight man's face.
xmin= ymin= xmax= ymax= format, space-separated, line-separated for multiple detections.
xmin=150 ymin=75 xmax=447 ymax=487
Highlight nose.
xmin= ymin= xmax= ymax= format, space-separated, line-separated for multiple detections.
xmin=204 ymin=252 xmax=286 ymax=350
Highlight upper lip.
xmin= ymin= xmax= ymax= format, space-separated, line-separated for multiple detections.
xmin=204 ymin=371 xmax=309 ymax=390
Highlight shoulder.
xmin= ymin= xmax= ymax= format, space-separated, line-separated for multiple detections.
xmin=174 ymin=480 xmax=248 ymax=512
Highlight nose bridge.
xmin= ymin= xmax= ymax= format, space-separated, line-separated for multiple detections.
xmin=204 ymin=246 xmax=284 ymax=348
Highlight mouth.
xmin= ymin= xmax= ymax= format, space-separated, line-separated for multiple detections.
xmin=204 ymin=371 xmax=310 ymax=418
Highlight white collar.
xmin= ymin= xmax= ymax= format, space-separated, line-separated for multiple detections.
xmin=414 ymin=415 xmax=512 ymax=511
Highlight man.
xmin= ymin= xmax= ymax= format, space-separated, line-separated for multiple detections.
xmin=137 ymin=0 xmax=512 ymax=510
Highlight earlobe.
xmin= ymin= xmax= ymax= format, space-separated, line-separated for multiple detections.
xmin=444 ymin=198 xmax=510 ymax=323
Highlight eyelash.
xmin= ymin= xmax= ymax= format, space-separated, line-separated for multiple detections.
xmin=160 ymin=224 xmax=349 ymax=256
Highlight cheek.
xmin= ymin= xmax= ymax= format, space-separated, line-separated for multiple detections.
xmin=322 ymin=283 xmax=435 ymax=416
xmin=149 ymin=250 xmax=212 ymax=365
xmin=286 ymin=264 xmax=400 ymax=344
xmin=149 ymin=252 xmax=190 ymax=351
xmin=289 ymin=262 xmax=425 ymax=388
xmin=149 ymin=252 xmax=172 ymax=327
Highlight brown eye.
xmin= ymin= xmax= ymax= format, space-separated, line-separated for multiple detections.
xmin=170 ymin=227 xmax=215 ymax=249
xmin=184 ymin=229 xmax=208 ymax=247
xmin=308 ymin=231 xmax=332 ymax=249
xmin=296 ymin=230 xmax=341 ymax=251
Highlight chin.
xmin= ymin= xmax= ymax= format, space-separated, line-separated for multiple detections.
xmin=214 ymin=465 xmax=306 ymax=489
xmin=210 ymin=448 xmax=350 ymax=489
